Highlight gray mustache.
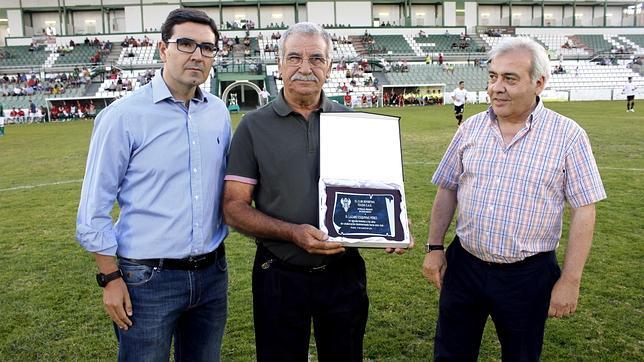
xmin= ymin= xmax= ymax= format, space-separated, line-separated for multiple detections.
xmin=291 ymin=74 xmax=319 ymax=82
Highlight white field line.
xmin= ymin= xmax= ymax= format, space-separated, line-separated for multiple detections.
xmin=0 ymin=179 xmax=83 ymax=192
xmin=1 ymin=164 xmax=642 ymax=193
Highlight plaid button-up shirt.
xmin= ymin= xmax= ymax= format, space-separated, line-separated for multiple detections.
xmin=432 ymin=99 xmax=606 ymax=263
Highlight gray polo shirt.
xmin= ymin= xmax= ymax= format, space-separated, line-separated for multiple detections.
xmin=226 ymin=90 xmax=352 ymax=267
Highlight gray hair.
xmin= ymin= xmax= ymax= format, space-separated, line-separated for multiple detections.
xmin=278 ymin=22 xmax=333 ymax=63
xmin=488 ymin=36 xmax=550 ymax=85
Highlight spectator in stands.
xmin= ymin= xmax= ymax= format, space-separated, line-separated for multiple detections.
xmin=451 ymin=81 xmax=468 ymax=126
xmin=344 ymin=91 xmax=352 ymax=107
xmin=397 ymin=93 xmax=405 ymax=107
xmin=553 ymin=64 xmax=566 ymax=74
xmin=423 ymin=36 xmax=606 ymax=362
xmin=76 ymin=101 xmax=85 ymax=118
xmin=10 ymin=108 xmax=21 ymax=123
xmin=70 ymin=103 xmax=78 ymax=118
xmin=258 ymin=87 xmax=270 ymax=104
xmin=371 ymin=92 xmax=378 ymax=107
xmin=50 ymin=105 xmax=59 ymax=120
xmin=87 ymin=101 xmax=96 ymax=117
xmin=76 ymin=8 xmax=230 ymax=361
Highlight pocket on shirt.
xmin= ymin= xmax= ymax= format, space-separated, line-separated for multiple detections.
xmin=118 ymin=259 xmax=157 ymax=286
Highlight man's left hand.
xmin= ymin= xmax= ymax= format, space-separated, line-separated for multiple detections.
xmin=548 ymin=277 xmax=581 ymax=318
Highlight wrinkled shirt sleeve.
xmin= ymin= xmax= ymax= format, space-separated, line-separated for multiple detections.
xmin=76 ymin=106 xmax=131 ymax=256
xmin=432 ymin=128 xmax=463 ymax=190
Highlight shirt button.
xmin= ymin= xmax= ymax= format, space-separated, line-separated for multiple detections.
xmin=192 ymin=141 xmax=196 ymax=145
xmin=195 ymin=223 xmax=199 ymax=227
xmin=193 ymin=168 xmax=197 ymax=173
xmin=195 ymin=195 xmax=199 ymax=200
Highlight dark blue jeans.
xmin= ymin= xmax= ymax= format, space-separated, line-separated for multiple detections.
xmin=115 ymin=255 xmax=228 ymax=362
xmin=434 ymin=237 xmax=560 ymax=362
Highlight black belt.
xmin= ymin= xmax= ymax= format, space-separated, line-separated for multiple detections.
xmin=120 ymin=243 xmax=225 ymax=270
xmin=256 ymin=242 xmax=354 ymax=274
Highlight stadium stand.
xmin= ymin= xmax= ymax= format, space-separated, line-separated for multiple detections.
xmin=575 ymin=34 xmax=615 ymax=53
xmin=415 ymin=34 xmax=483 ymax=55
xmin=1 ymin=0 xmax=642 ymax=115
xmin=368 ymin=35 xmax=415 ymax=56
xmin=548 ymin=61 xmax=644 ymax=90
xmin=0 ymin=46 xmax=50 ymax=68
xmin=118 ymin=45 xmax=159 ymax=66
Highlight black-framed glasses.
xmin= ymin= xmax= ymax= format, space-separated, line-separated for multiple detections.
xmin=167 ymin=38 xmax=218 ymax=58
xmin=284 ymin=55 xmax=327 ymax=68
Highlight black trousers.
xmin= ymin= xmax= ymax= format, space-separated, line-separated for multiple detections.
xmin=252 ymin=246 xmax=369 ymax=362
xmin=434 ymin=237 xmax=560 ymax=362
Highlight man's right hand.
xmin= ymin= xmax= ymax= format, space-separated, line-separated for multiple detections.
xmin=422 ymin=251 xmax=447 ymax=290
xmin=290 ymin=224 xmax=345 ymax=255
xmin=102 ymin=278 xmax=133 ymax=330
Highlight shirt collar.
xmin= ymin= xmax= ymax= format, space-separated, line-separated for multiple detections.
xmin=272 ymin=88 xmax=333 ymax=117
xmin=151 ymin=68 xmax=208 ymax=104
xmin=487 ymin=96 xmax=545 ymax=129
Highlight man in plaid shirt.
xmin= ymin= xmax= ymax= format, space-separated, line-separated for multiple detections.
xmin=422 ymin=37 xmax=606 ymax=361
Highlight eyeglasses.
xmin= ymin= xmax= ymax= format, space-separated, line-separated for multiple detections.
xmin=166 ymin=38 xmax=218 ymax=58
xmin=284 ymin=55 xmax=328 ymax=68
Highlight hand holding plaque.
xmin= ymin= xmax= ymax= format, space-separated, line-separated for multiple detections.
xmin=319 ymin=112 xmax=410 ymax=248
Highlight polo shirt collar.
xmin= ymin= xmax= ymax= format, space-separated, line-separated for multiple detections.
xmin=152 ymin=68 xmax=208 ymax=104
xmin=272 ymin=88 xmax=333 ymax=116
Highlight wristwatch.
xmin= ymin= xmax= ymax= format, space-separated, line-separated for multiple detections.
xmin=96 ymin=270 xmax=123 ymax=287
xmin=425 ymin=244 xmax=445 ymax=253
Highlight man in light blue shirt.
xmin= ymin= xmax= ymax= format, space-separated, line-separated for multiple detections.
xmin=76 ymin=8 xmax=231 ymax=361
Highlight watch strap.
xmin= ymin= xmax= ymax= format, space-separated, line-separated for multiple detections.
xmin=425 ymin=244 xmax=445 ymax=253
xmin=96 ymin=270 xmax=123 ymax=287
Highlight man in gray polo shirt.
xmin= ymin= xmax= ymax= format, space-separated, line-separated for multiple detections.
xmin=223 ymin=22 xmax=405 ymax=361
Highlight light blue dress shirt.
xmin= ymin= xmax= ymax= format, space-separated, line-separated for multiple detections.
xmin=76 ymin=70 xmax=231 ymax=259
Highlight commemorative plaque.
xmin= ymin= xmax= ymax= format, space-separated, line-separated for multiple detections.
xmin=319 ymin=112 xmax=410 ymax=248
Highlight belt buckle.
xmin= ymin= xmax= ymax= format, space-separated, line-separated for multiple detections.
xmin=188 ymin=255 xmax=207 ymax=269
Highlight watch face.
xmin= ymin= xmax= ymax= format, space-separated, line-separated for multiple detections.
xmin=96 ymin=273 xmax=106 ymax=287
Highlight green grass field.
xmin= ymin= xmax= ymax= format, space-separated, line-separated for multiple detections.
xmin=0 ymin=100 xmax=642 ymax=361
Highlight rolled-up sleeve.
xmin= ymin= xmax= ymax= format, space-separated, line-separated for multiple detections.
xmin=76 ymin=106 xmax=131 ymax=255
